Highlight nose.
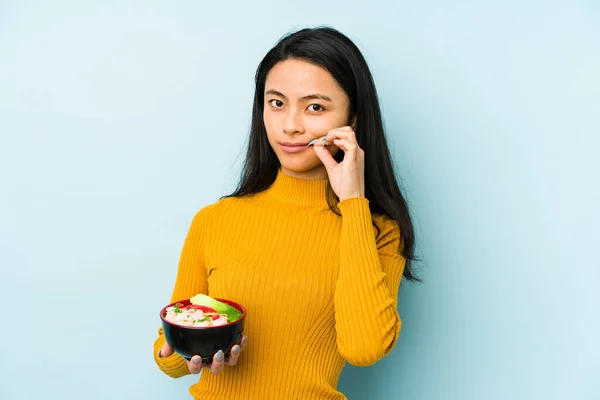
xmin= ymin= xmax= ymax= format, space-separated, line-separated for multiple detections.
xmin=283 ymin=109 xmax=305 ymax=135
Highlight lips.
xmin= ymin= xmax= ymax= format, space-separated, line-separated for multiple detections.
xmin=279 ymin=142 xmax=310 ymax=153
xmin=279 ymin=142 xmax=309 ymax=147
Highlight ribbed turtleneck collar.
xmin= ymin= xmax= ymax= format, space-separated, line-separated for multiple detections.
xmin=265 ymin=169 xmax=330 ymax=207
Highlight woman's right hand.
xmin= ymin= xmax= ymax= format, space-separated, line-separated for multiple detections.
xmin=159 ymin=336 xmax=248 ymax=375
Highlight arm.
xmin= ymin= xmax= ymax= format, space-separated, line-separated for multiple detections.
xmin=153 ymin=207 xmax=212 ymax=378
xmin=334 ymin=197 xmax=406 ymax=367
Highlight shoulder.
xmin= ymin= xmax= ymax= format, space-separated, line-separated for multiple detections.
xmin=372 ymin=213 xmax=400 ymax=237
xmin=189 ymin=195 xmax=253 ymax=226
xmin=372 ymin=213 xmax=402 ymax=252
xmin=190 ymin=197 xmax=228 ymax=222
xmin=191 ymin=201 xmax=219 ymax=223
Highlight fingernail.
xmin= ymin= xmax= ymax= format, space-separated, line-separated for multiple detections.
xmin=233 ymin=346 xmax=240 ymax=355
xmin=216 ymin=350 xmax=224 ymax=361
xmin=307 ymin=139 xmax=318 ymax=146
xmin=242 ymin=336 xmax=248 ymax=345
xmin=192 ymin=356 xmax=201 ymax=364
xmin=333 ymin=139 xmax=340 ymax=144
xmin=322 ymin=135 xmax=329 ymax=147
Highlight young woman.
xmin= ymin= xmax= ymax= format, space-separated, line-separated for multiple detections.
xmin=153 ymin=26 xmax=418 ymax=400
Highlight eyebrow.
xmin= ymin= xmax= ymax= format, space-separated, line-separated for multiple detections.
xmin=265 ymin=89 xmax=333 ymax=102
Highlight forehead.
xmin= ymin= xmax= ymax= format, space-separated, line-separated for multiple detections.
xmin=265 ymin=59 xmax=346 ymax=100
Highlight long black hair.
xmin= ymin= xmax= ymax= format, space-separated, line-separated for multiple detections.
xmin=225 ymin=27 xmax=420 ymax=282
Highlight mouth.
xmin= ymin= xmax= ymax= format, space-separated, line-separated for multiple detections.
xmin=279 ymin=142 xmax=310 ymax=153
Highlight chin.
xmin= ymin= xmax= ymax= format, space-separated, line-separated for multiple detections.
xmin=279 ymin=159 xmax=323 ymax=175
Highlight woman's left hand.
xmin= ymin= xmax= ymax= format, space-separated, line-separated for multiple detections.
xmin=310 ymin=126 xmax=365 ymax=202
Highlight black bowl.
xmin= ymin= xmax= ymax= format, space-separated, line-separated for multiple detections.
xmin=160 ymin=298 xmax=246 ymax=364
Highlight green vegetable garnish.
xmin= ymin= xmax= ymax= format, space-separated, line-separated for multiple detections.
xmin=190 ymin=294 xmax=242 ymax=323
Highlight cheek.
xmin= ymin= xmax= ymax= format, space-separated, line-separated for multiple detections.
xmin=305 ymin=122 xmax=328 ymax=137
xmin=263 ymin=112 xmax=278 ymax=140
xmin=305 ymin=115 xmax=348 ymax=137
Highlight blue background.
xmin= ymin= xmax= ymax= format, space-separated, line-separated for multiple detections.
xmin=1 ymin=1 xmax=598 ymax=399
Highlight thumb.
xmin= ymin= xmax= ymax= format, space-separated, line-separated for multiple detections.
xmin=312 ymin=143 xmax=338 ymax=171
xmin=160 ymin=342 xmax=174 ymax=358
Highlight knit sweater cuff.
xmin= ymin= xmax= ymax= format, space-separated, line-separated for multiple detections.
xmin=153 ymin=331 xmax=190 ymax=378
xmin=337 ymin=197 xmax=370 ymax=218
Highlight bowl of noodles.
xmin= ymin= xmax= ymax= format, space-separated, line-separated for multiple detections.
xmin=160 ymin=294 xmax=246 ymax=363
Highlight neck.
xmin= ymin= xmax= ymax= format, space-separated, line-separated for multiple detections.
xmin=265 ymin=169 xmax=330 ymax=207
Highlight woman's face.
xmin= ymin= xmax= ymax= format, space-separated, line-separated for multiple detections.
xmin=263 ymin=59 xmax=352 ymax=179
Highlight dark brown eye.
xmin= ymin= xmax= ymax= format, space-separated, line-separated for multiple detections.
xmin=308 ymin=104 xmax=323 ymax=112
xmin=269 ymin=99 xmax=284 ymax=107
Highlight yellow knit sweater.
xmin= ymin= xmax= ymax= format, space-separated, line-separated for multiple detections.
xmin=153 ymin=170 xmax=406 ymax=399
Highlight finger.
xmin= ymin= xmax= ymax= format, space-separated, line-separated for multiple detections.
xmin=308 ymin=129 xmax=349 ymax=148
xmin=209 ymin=350 xmax=225 ymax=374
xmin=159 ymin=342 xmax=174 ymax=358
xmin=331 ymin=138 xmax=354 ymax=152
xmin=331 ymin=137 xmax=361 ymax=152
xmin=240 ymin=335 xmax=248 ymax=351
xmin=226 ymin=336 xmax=247 ymax=366
xmin=334 ymin=138 xmax=364 ymax=165
xmin=188 ymin=355 xmax=203 ymax=374
xmin=325 ymin=129 xmax=361 ymax=159
xmin=311 ymin=141 xmax=338 ymax=170
xmin=324 ymin=128 xmax=357 ymax=145
xmin=226 ymin=344 xmax=242 ymax=367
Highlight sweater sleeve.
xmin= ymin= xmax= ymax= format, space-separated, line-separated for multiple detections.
xmin=153 ymin=206 xmax=212 ymax=378
xmin=334 ymin=197 xmax=406 ymax=367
